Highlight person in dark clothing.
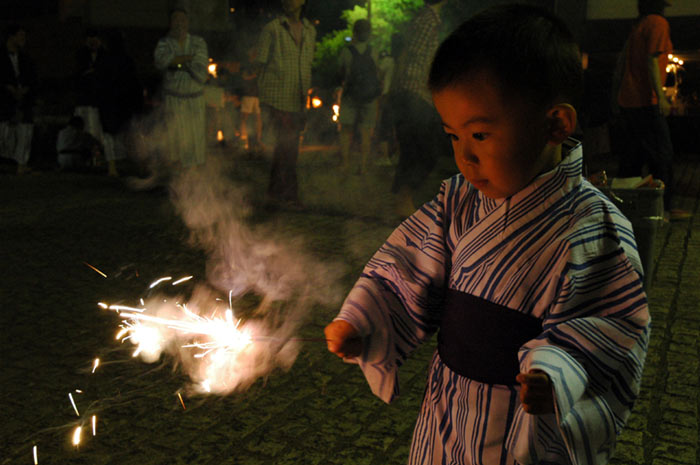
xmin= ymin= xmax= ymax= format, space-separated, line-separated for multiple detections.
xmin=74 ymin=29 xmax=106 ymax=146
xmin=97 ymin=31 xmax=143 ymax=176
xmin=0 ymin=24 xmax=37 ymax=174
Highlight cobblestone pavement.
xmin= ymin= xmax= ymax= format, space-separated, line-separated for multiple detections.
xmin=1 ymin=149 xmax=699 ymax=465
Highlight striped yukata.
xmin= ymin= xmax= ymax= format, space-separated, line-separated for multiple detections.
xmin=336 ymin=141 xmax=650 ymax=465
xmin=154 ymin=34 xmax=208 ymax=167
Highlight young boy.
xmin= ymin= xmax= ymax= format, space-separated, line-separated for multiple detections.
xmin=325 ymin=5 xmax=650 ymax=465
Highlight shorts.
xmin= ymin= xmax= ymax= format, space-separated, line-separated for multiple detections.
xmin=241 ymin=96 xmax=261 ymax=115
xmin=338 ymin=98 xmax=378 ymax=128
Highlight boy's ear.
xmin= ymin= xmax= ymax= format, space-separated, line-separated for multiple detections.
xmin=545 ymin=103 xmax=577 ymax=145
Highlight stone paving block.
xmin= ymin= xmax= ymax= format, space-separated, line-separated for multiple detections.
xmin=652 ymin=441 xmax=697 ymax=465
xmin=613 ymin=439 xmax=645 ymax=463
xmin=658 ymin=423 xmax=698 ymax=446
xmin=661 ymin=393 xmax=699 ymax=416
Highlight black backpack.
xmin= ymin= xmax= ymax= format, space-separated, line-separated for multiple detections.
xmin=343 ymin=45 xmax=382 ymax=103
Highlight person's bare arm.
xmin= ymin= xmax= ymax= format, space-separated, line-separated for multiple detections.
xmin=648 ymin=53 xmax=671 ymax=116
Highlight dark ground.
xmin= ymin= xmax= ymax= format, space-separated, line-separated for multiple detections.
xmin=1 ymin=144 xmax=699 ymax=464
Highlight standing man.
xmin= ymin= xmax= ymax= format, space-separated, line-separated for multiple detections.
xmin=0 ymin=25 xmax=36 ymax=174
xmin=617 ymin=0 xmax=688 ymax=220
xmin=389 ymin=0 xmax=450 ymax=217
xmin=255 ymin=0 xmax=316 ymax=208
xmin=154 ymin=8 xmax=208 ymax=168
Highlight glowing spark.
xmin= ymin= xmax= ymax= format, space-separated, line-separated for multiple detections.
xmin=72 ymin=426 xmax=82 ymax=446
xmin=177 ymin=392 xmax=186 ymax=410
xmin=115 ymin=327 xmax=128 ymax=340
xmin=109 ymin=304 xmax=146 ymax=313
xmin=68 ymin=393 xmax=79 ymax=417
xmin=228 ymin=290 xmax=233 ymax=310
xmin=172 ymin=276 xmax=193 ymax=286
xmin=311 ymin=97 xmax=322 ymax=108
xmin=32 ymin=445 xmax=37 ymax=464
xmin=216 ymin=130 xmax=224 ymax=142
xmin=97 ymin=302 xmax=108 ymax=309
xmin=208 ymin=63 xmax=218 ymax=78
xmin=149 ymin=277 xmax=172 ymax=289
xmin=140 ymin=298 xmax=145 ymax=306
xmin=92 ymin=358 xmax=100 ymax=373
xmin=75 ymin=389 xmax=83 ymax=394
xmin=92 ymin=415 xmax=97 ymax=436
xmin=202 ymin=380 xmax=211 ymax=392
xmin=82 ymin=261 xmax=107 ymax=278
xmin=332 ymin=104 xmax=340 ymax=122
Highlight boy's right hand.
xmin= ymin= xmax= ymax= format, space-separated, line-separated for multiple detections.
xmin=324 ymin=320 xmax=363 ymax=359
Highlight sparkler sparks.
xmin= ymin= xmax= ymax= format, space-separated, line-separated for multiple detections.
xmin=172 ymin=276 xmax=193 ymax=286
xmin=177 ymin=392 xmax=186 ymax=410
xmin=72 ymin=426 xmax=82 ymax=447
xmin=148 ymin=276 xmax=172 ymax=289
xmin=92 ymin=358 xmax=100 ymax=373
xmin=92 ymin=415 xmax=97 ymax=436
xmin=68 ymin=393 xmax=80 ymax=417
xmin=32 ymin=445 xmax=38 ymax=464
xmin=82 ymin=261 xmax=107 ymax=278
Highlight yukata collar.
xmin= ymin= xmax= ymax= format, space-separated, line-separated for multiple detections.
xmin=279 ymin=15 xmax=313 ymax=31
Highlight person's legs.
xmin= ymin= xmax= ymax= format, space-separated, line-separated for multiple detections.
xmin=240 ymin=112 xmax=250 ymax=149
xmin=339 ymin=126 xmax=353 ymax=172
xmin=267 ymin=107 xmax=304 ymax=204
xmin=391 ymin=91 xmax=444 ymax=215
xmin=14 ymin=123 xmax=33 ymax=173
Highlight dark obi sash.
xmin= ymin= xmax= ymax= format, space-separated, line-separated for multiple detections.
xmin=437 ymin=288 xmax=543 ymax=385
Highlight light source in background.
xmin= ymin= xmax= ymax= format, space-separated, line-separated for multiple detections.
xmin=217 ymin=130 xmax=224 ymax=142
xmin=332 ymin=104 xmax=340 ymax=122
xmin=208 ymin=61 xmax=218 ymax=79
xmin=311 ymin=97 xmax=322 ymax=108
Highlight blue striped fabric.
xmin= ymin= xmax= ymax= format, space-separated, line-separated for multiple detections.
xmin=336 ymin=141 xmax=650 ymax=465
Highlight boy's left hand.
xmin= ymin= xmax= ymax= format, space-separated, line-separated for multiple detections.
xmin=516 ymin=369 xmax=554 ymax=415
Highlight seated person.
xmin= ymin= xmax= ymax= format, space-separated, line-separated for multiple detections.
xmin=56 ymin=115 xmax=103 ymax=170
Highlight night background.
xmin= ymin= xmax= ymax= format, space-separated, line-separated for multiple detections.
xmin=2 ymin=1 xmax=700 ymax=464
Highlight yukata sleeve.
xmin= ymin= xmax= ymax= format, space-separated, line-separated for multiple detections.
xmin=154 ymin=38 xmax=174 ymax=71
xmin=335 ymin=181 xmax=452 ymax=403
xmin=186 ymin=36 xmax=209 ymax=84
xmin=507 ymin=217 xmax=650 ymax=465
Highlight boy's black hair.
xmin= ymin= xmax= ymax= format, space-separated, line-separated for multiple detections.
xmin=428 ymin=4 xmax=583 ymax=110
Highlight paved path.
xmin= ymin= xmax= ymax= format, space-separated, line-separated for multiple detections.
xmin=1 ymin=150 xmax=698 ymax=464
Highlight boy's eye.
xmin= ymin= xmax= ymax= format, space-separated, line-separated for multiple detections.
xmin=472 ymin=133 xmax=488 ymax=141
xmin=445 ymin=133 xmax=458 ymax=141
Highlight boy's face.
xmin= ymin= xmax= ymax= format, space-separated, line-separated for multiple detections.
xmin=433 ymin=73 xmax=554 ymax=199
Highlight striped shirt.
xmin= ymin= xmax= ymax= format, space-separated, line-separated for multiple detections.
xmin=336 ymin=141 xmax=650 ymax=464
xmin=256 ymin=16 xmax=316 ymax=113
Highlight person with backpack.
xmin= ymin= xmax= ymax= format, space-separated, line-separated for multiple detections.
xmin=337 ymin=19 xmax=383 ymax=175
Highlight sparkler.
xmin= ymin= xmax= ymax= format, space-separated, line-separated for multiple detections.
xmin=32 ymin=445 xmax=37 ymax=464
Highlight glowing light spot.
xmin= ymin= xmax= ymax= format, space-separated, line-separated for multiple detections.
xmin=97 ymin=302 xmax=108 ymax=309
xmin=173 ymin=275 xmax=193 ymax=285
xmin=311 ymin=97 xmax=322 ymax=108
xmin=72 ymin=426 xmax=82 ymax=446
xmin=92 ymin=358 xmax=100 ymax=373
xmin=92 ymin=415 xmax=97 ymax=436
xmin=33 ymin=445 xmax=38 ymax=464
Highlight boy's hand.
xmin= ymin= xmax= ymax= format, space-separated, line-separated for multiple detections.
xmin=516 ymin=370 xmax=554 ymax=414
xmin=324 ymin=320 xmax=363 ymax=359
